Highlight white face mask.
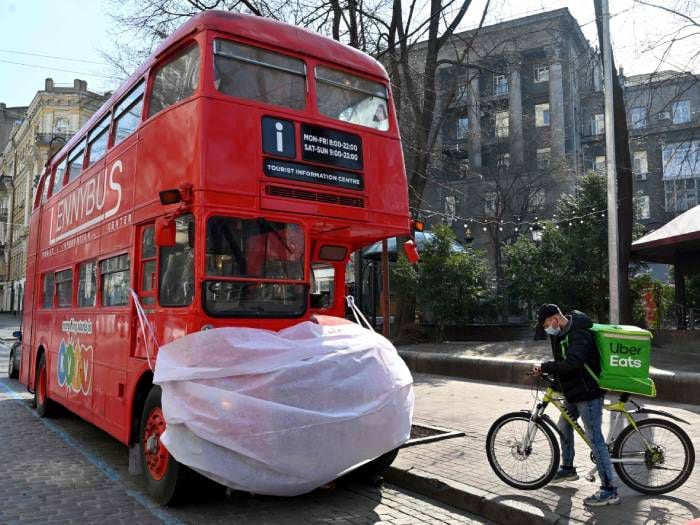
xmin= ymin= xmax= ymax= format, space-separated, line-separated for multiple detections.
xmin=545 ymin=325 xmax=560 ymax=336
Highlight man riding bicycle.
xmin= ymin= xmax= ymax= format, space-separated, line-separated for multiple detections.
xmin=532 ymin=304 xmax=620 ymax=506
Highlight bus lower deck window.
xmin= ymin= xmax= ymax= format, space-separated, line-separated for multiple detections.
xmin=55 ymin=269 xmax=73 ymax=308
xmin=42 ymin=273 xmax=54 ymax=308
xmin=159 ymin=214 xmax=194 ymax=307
xmin=101 ymin=254 xmax=130 ymax=307
xmin=78 ymin=261 xmax=97 ymax=307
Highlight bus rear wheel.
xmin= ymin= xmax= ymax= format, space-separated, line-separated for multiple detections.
xmin=34 ymin=353 xmax=55 ymax=417
xmin=140 ymin=385 xmax=190 ymax=505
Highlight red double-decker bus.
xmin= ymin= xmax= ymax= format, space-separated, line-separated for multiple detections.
xmin=19 ymin=11 xmax=409 ymax=503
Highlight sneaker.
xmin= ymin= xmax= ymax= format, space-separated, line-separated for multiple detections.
xmin=550 ymin=466 xmax=579 ymax=483
xmin=584 ymin=487 xmax=620 ymax=506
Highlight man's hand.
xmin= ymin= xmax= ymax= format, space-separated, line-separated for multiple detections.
xmin=531 ymin=364 xmax=542 ymax=376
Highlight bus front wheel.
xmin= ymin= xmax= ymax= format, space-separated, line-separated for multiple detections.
xmin=140 ymin=385 xmax=190 ymax=505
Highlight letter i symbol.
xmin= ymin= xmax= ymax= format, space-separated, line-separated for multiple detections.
xmin=275 ymin=122 xmax=284 ymax=152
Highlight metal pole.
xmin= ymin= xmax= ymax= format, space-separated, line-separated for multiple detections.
xmin=381 ymin=238 xmax=390 ymax=337
xmin=602 ymin=0 xmax=620 ymax=324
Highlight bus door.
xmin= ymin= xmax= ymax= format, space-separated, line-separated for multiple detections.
xmin=132 ymin=224 xmax=158 ymax=361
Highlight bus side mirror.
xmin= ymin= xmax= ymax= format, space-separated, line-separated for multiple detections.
xmin=155 ymin=218 xmax=177 ymax=246
xmin=403 ymin=240 xmax=420 ymax=264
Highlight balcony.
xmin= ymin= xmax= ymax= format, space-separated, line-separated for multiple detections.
xmin=35 ymin=132 xmax=72 ymax=146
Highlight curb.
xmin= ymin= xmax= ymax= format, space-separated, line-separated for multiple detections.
xmin=398 ymin=350 xmax=700 ymax=405
xmin=385 ymin=466 xmax=567 ymax=525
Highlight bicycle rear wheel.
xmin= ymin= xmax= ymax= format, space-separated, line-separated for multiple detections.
xmin=613 ymin=418 xmax=695 ymax=495
xmin=486 ymin=412 xmax=559 ymax=490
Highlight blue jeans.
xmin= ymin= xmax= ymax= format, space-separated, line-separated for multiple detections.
xmin=558 ymin=396 xmax=616 ymax=488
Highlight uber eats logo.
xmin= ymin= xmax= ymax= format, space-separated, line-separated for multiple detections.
xmin=609 ymin=342 xmax=643 ymax=368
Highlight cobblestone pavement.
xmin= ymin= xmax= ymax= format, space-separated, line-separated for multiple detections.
xmin=0 ymin=347 xmax=490 ymax=525
xmin=396 ymin=374 xmax=700 ymax=525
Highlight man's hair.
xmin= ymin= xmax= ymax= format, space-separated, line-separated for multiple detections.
xmin=536 ymin=304 xmax=563 ymax=327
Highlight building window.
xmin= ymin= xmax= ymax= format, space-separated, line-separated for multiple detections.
xmin=495 ymin=110 xmax=509 ymax=138
xmin=592 ymin=113 xmax=605 ymax=135
xmin=484 ymin=192 xmax=497 ymax=215
xmin=53 ymin=117 xmax=70 ymax=134
xmin=634 ymin=193 xmax=651 ymax=220
xmin=594 ymin=155 xmax=606 ymax=174
xmin=56 ymin=269 xmax=73 ymax=308
xmin=662 ymin=141 xmax=700 ymax=179
xmin=456 ymin=116 xmax=469 ymax=139
xmin=672 ymin=100 xmax=691 ymax=124
xmin=535 ymin=103 xmax=550 ymax=127
xmin=444 ymin=195 xmax=456 ymax=224
xmin=534 ymin=65 xmax=549 ymax=83
xmin=532 ymin=189 xmax=546 ymax=210
xmin=455 ymin=83 xmax=468 ymax=103
xmin=665 ymin=178 xmax=698 ymax=213
xmin=493 ymin=74 xmax=508 ymax=96
xmin=633 ymin=151 xmax=648 ymax=180
xmin=496 ymin=152 xmax=510 ymax=169
xmin=458 ymin=158 xmax=470 ymax=178
xmin=536 ymin=148 xmax=551 ymax=169
xmin=630 ymin=107 xmax=647 ymax=129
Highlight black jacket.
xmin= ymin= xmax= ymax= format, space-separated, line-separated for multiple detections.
xmin=540 ymin=311 xmax=604 ymax=402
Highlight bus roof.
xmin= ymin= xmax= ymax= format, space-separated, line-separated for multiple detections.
xmin=46 ymin=11 xmax=390 ymax=172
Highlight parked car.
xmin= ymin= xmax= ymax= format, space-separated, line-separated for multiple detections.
xmin=7 ymin=330 xmax=21 ymax=379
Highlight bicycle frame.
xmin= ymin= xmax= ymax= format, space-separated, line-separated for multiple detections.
xmin=523 ymin=386 xmax=652 ymax=466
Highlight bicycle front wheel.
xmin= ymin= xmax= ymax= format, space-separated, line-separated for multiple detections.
xmin=486 ymin=412 xmax=560 ymax=490
xmin=613 ymin=417 xmax=695 ymax=495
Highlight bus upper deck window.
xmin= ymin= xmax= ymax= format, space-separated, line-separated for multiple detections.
xmin=149 ymin=44 xmax=200 ymax=118
xmin=87 ymin=115 xmax=111 ymax=166
xmin=315 ymin=66 xmax=389 ymax=131
xmin=40 ymin=174 xmax=51 ymax=204
xmin=51 ymin=158 xmax=67 ymax=197
xmin=114 ymin=80 xmax=145 ymax=146
xmin=67 ymin=139 xmax=87 ymax=184
xmin=213 ymin=39 xmax=306 ymax=110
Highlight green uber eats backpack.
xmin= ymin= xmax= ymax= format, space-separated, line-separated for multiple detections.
xmin=588 ymin=324 xmax=656 ymax=397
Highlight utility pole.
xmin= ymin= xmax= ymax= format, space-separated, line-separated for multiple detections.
xmin=381 ymin=239 xmax=390 ymax=337
xmin=601 ymin=0 xmax=620 ymax=324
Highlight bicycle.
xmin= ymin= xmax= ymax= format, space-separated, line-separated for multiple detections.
xmin=485 ymin=372 xmax=695 ymax=494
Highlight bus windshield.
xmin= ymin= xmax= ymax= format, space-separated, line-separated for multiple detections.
xmin=204 ymin=217 xmax=306 ymax=316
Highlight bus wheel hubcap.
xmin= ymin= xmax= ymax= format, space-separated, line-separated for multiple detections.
xmin=38 ymin=365 xmax=46 ymax=404
xmin=144 ymin=407 xmax=169 ymax=480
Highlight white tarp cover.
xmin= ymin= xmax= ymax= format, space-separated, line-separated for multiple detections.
xmin=153 ymin=321 xmax=414 ymax=496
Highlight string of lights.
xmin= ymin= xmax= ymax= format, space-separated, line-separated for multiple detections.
xmin=410 ymin=204 xmax=610 ymax=232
